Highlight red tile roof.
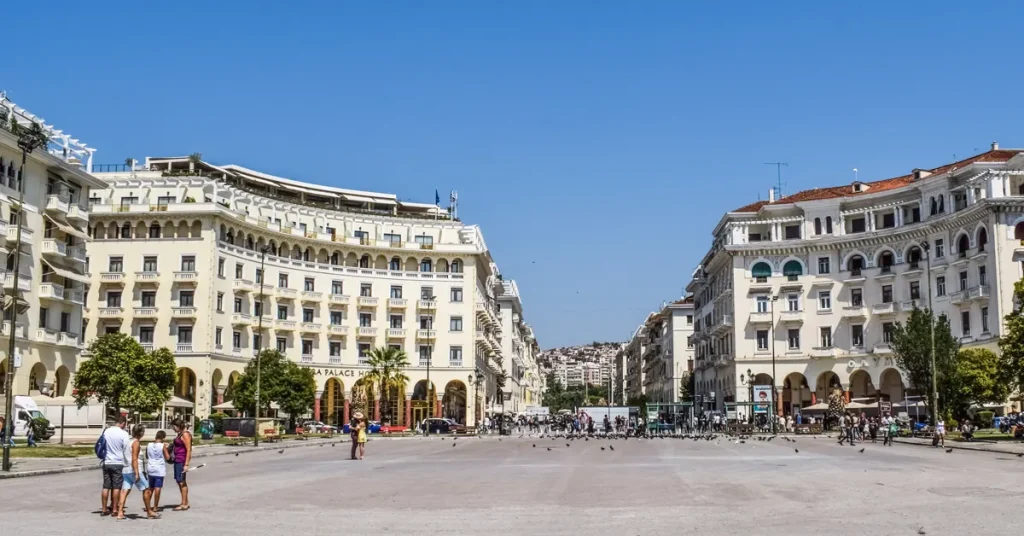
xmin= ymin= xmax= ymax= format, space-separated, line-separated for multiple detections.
xmin=731 ymin=149 xmax=1021 ymax=213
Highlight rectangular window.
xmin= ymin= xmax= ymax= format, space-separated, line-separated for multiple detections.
xmin=414 ymin=235 xmax=434 ymax=246
xmin=107 ymin=291 xmax=122 ymax=308
xmin=142 ymin=256 xmax=158 ymax=272
xmin=277 ymin=337 xmax=287 ymax=353
xmin=961 ymin=311 xmax=971 ymax=337
xmin=232 ymin=331 xmax=242 ymax=349
xmin=330 ymin=311 xmax=343 ymax=325
xmin=39 ymin=307 xmax=49 ymax=329
xmin=818 ymin=257 xmax=830 ymax=274
xmin=304 ymin=278 xmax=315 ymax=292
xmin=142 ymin=291 xmax=156 ymax=308
xmin=358 ymin=343 xmax=371 ymax=363
xmin=419 ymin=345 xmax=432 ymax=365
xmin=360 ymin=283 xmax=372 ymax=297
xmin=851 ymin=288 xmax=863 ymax=306
xmin=331 ymin=281 xmax=343 ymax=295
xmin=784 ymin=225 xmax=800 ymax=239
xmin=235 ymin=263 xmax=244 ymax=279
xmin=215 ymin=328 xmax=222 ymax=346
xmin=277 ymin=305 xmax=288 ymax=320
xmin=909 ymin=281 xmax=920 ymax=301
xmin=180 ymin=256 xmax=196 ymax=272
xmin=788 ymin=329 xmax=800 ymax=349
xmin=390 ymin=286 xmax=403 ymax=299
xmin=935 ymin=276 xmax=946 ymax=296
xmin=982 ymin=307 xmax=989 ymax=333
xmin=180 ymin=291 xmax=194 ymax=307
xmin=278 ymin=273 xmax=289 ymax=288
xmin=234 ymin=297 xmax=242 ymax=314
xmin=302 ymin=339 xmax=313 ymax=355
xmin=253 ymin=334 xmax=261 ymax=351
xmin=882 ymin=285 xmax=893 ymax=304
xmin=383 ymin=233 xmax=402 ymax=245
xmin=687 ymin=315 xmax=693 ymax=325
xmin=450 ymin=288 xmax=463 ymax=302
xmin=851 ymin=218 xmax=866 ymax=233
xmin=218 ymin=258 xmax=225 ymax=277
xmin=450 ymin=316 xmax=463 ymax=332
xmin=450 ymin=346 xmax=463 ymax=365
xmin=881 ymin=213 xmax=895 ymax=228
xmin=254 ymin=301 xmax=263 ymax=318
xmin=882 ymin=322 xmax=895 ymax=343
xmin=359 ymin=313 xmax=372 ymax=327
xmin=137 ymin=326 xmax=153 ymax=345
xmin=756 ymin=295 xmax=768 ymax=313
xmin=819 ymin=327 xmax=832 ymax=348
xmin=818 ymin=291 xmax=831 ymax=311
xmin=420 ymin=287 xmax=434 ymax=300
xmin=330 ymin=342 xmax=342 ymax=357
xmin=935 ymin=239 xmax=944 ymax=258
xmin=390 ymin=315 xmax=403 ymax=329
xmin=354 ymin=230 xmax=369 ymax=240
xmin=419 ymin=316 xmax=433 ymax=329
xmin=177 ymin=327 xmax=193 ymax=344
xmin=979 ymin=266 xmax=987 ymax=287
xmin=303 ymin=308 xmax=314 ymax=323
xmin=787 ymin=293 xmax=799 ymax=312
xmin=959 ymin=270 xmax=968 ymax=291
xmin=851 ymin=324 xmax=864 ymax=347
xmin=756 ymin=330 xmax=769 ymax=351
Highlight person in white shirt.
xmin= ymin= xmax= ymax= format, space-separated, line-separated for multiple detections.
xmin=118 ymin=424 xmax=156 ymax=520
xmin=100 ymin=415 xmax=131 ymax=517
xmin=146 ymin=430 xmax=170 ymax=512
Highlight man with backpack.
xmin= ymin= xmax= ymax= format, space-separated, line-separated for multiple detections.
xmin=97 ymin=415 xmax=130 ymax=517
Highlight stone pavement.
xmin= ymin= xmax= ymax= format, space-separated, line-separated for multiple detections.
xmin=1 ymin=435 xmax=1022 ymax=535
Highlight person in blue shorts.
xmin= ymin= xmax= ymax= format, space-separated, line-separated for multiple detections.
xmin=147 ymin=430 xmax=170 ymax=512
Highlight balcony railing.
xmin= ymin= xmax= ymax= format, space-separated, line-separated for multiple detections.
xmin=99 ymin=307 xmax=124 ymax=317
xmin=172 ymin=307 xmax=197 ymax=317
xmin=275 ymin=320 xmax=297 ymax=330
xmin=176 ymin=344 xmax=194 ymax=353
xmin=328 ymin=325 xmax=348 ymax=336
xmin=135 ymin=271 xmax=161 ymax=283
xmin=57 ymin=332 xmax=80 ymax=348
xmin=174 ymin=271 xmax=199 ymax=283
xmin=358 ymin=326 xmax=377 ymax=337
xmin=66 ymin=289 xmax=84 ymax=304
xmin=417 ymin=299 xmax=437 ymax=309
xmin=67 ymin=246 xmax=87 ymax=262
xmin=232 ymin=313 xmax=253 ymax=325
xmin=388 ymin=298 xmax=408 ymax=308
xmin=6 ymin=226 xmax=32 ymax=242
xmin=301 ymin=322 xmax=321 ymax=332
xmin=417 ymin=329 xmax=437 ymax=339
xmin=133 ymin=307 xmax=159 ymax=318
xmin=1 ymin=321 xmax=26 ymax=338
xmin=35 ymin=328 xmax=59 ymax=345
xmin=871 ymin=302 xmax=898 ymax=315
xmin=277 ymin=287 xmax=298 ymax=299
xmin=45 ymin=195 xmax=70 ymax=215
xmin=41 ymin=239 xmax=67 ymax=257
xmin=387 ymin=328 xmax=406 ymax=338
xmin=39 ymin=282 xmax=65 ymax=300
xmin=329 ymin=294 xmax=350 ymax=305
xmin=68 ymin=205 xmax=89 ymax=221
xmin=233 ymin=279 xmax=255 ymax=292
xmin=100 ymin=272 xmax=125 ymax=283
xmin=358 ymin=296 xmax=378 ymax=307
xmin=301 ymin=291 xmax=322 ymax=302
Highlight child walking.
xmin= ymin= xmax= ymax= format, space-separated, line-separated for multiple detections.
xmin=147 ymin=431 xmax=170 ymax=513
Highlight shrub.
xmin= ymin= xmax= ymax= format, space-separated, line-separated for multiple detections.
xmin=209 ymin=412 xmax=228 ymax=434
xmin=30 ymin=416 xmax=50 ymax=440
xmin=976 ymin=410 xmax=994 ymax=429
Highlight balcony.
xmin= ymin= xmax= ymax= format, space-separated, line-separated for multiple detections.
xmin=949 ymin=290 xmax=968 ymax=305
xmin=67 ymin=246 xmax=87 ymax=263
xmin=903 ymin=262 xmax=923 ymax=276
xmin=41 ymin=239 xmax=67 ymax=258
xmin=871 ymin=302 xmax=898 ymax=315
xmin=1 ymin=321 xmax=26 ymax=339
xmin=275 ymin=319 xmax=296 ymax=331
xmin=276 ymin=287 xmax=298 ymax=300
xmin=387 ymin=328 xmax=406 ymax=339
xmin=300 ymin=322 xmax=321 ymax=333
xmin=233 ymin=279 xmax=255 ymax=293
xmin=301 ymin=291 xmax=322 ymax=302
xmin=968 ymin=285 xmax=990 ymax=301
xmin=357 ymin=326 xmax=378 ymax=337
xmin=971 ymin=248 xmax=989 ymax=262
xmin=57 ymin=332 xmax=80 ymax=348
xmin=174 ymin=271 xmax=199 ymax=284
xmin=748 ymin=278 xmax=772 ymax=292
xmin=4 ymin=272 xmax=30 ymax=292
xmin=417 ymin=329 xmax=437 ymax=340
xmin=329 ymin=294 xmax=350 ymax=306
xmin=6 ymin=226 xmax=32 ymax=242
xmin=357 ymin=296 xmax=379 ymax=307
xmin=301 ymin=354 xmax=313 ymax=364
xmin=39 ymin=282 xmax=65 ymax=300
xmin=100 ymin=272 xmax=125 ymax=284
xmin=873 ymin=342 xmax=893 ymax=355
xmin=176 ymin=344 xmax=194 ymax=353
xmin=417 ymin=299 xmax=437 ymax=310
xmin=900 ymin=299 xmax=923 ymax=312
xmin=809 ymin=346 xmax=837 ymax=359
xmin=778 ymin=310 xmax=804 ymax=323
xmin=842 ymin=304 xmax=867 ymax=318
xmin=172 ymin=307 xmax=197 ymax=318
xmin=45 ymin=195 xmax=70 ymax=216
xmin=67 ymin=204 xmax=88 ymax=222
xmin=713 ymin=314 xmax=734 ymax=334
xmin=65 ymin=289 xmax=84 ymax=305
xmin=329 ymin=356 xmax=342 ymax=365
xmin=328 ymin=325 xmax=349 ymax=337
xmin=35 ymin=328 xmax=59 ymax=345
xmin=140 ymin=342 xmax=155 ymax=352
xmin=134 ymin=271 xmax=161 ymax=284
xmin=842 ymin=270 xmax=866 ymax=284
xmin=875 ymin=266 xmax=896 ymax=280
xmin=99 ymin=307 xmax=124 ymax=318
xmin=388 ymin=298 xmax=408 ymax=309
xmin=133 ymin=307 xmax=159 ymax=319
xmin=232 ymin=313 xmax=253 ymax=326
xmin=748 ymin=311 xmax=773 ymax=324
xmin=951 ymin=252 xmax=970 ymax=267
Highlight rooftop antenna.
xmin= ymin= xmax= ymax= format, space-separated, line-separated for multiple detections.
xmin=764 ymin=162 xmax=788 ymax=199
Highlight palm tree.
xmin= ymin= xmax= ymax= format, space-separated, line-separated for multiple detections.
xmin=363 ymin=347 xmax=410 ymax=425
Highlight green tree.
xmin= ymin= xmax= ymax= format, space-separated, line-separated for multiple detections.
xmin=890 ymin=306 xmax=959 ymax=421
xmin=362 ymin=347 xmax=410 ymax=424
xmin=232 ymin=350 xmax=316 ymax=426
xmin=678 ymin=372 xmax=694 ymax=402
xmin=998 ymin=279 xmax=1024 ymax=394
xmin=73 ymin=333 xmax=176 ymax=414
xmin=948 ymin=348 xmax=1008 ymax=418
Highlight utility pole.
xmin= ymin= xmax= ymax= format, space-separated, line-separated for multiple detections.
xmin=921 ymin=241 xmax=939 ymax=426
xmin=764 ymin=162 xmax=789 ymax=199
xmin=254 ymin=245 xmax=271 ymax=447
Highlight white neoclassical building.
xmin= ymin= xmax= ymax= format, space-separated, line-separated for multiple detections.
xmin=84 ymin=156 xmax=517 ymax=428
xmin=689 ymin=144 xmax=1024 ymax=418
xmin=495 ymin=279 xmax=543 ymax=412
xmin=637 ymin=298 xmax=695 ymax=403
xmin=0 ymin=96 xmax=104 ymax=401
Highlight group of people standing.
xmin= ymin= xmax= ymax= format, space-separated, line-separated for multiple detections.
xmin=98 ymin=415 xmax=192 ymax=520
xmin=835 ymin=411 xmax=900 ymax=446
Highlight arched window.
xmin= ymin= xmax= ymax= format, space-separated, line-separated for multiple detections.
xmin=331 ymin=252 xmax=340 ymax=265
xmin=879 ymin=251 xmax=894 ymax=273
xmin=1018 ymin=184 xmax=1024 ymax=196
xmin=420 ymin=259 xmax=433 ymax=272
xmin=148 ymin=223 xmax=161 ymax=239
xmin=849 ymin=255 xmax=865 ymax=275
xmin=825 ymin=216 xmax=833 ymax=234
xmin=938 ymin=195 xmax=945 ymax=213
xmin=957 ymin=234 xmax=970 ymax=259
xmin=451 ymin=259 xmax=462 ymax=273
xmin=226 ymin=230 xmax=234 ymax=244
xmin=359 ymin=255 xmax=370 ymax=268
xmin=783 ymin=260 xmax=803 ymax=281
xmin=1016 ymin=222 xmax=1024 ymax=241
xmin=814 ymin=218 xmax=822 ymax=235
xmin=907 ymin=247 xmax=922 ymax=268
xmin=977 ymin=227 xmax=988 ymax=252
xmin=302 ymin=249 xmax=310 ymax=262
xmin=930 ymin=197 xmax=937 ymax=216
xmin=120 ymin=223 xmax=131 ymax=239
xmin=751 ymin=261 xmax=772 ymax=282
xmin=246 ymin=236 xmax=254 ymax=250
xmin=389 ymin=257 xmax=401 ymax=271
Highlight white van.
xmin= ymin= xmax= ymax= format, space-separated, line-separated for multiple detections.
xmin=8 ymin=396 xmax=55 ymax=440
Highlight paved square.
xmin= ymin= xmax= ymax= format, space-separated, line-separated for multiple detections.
xmin=0 ymin=436 xmax=1020 ymax=535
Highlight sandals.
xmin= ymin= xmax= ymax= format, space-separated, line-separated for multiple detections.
xmin=173 ymin=505 xmax=190 ymax=511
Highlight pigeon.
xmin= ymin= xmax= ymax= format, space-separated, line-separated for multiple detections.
xmin=945 ymin=448 xmax=953 ymax=453
xmin=1016 ymin=453 xmax=1023 ymax=458
xmin=917 ymin=527 xmax=926 ymax=535
xmin=331 ymin=444 xmax=335 ymax=447
xmin=794 ymin=449 xmax=799 ymax=453
xmin=609 ymin=445 xmax=614 ymax=451
xmin=767 ymin=436 xmax=775 ymax=442
xmin=566 ymin=443 xmax=570 ymax=447
xmin=600 ymin=447 xmax=605 ymax=451
xmin=278 ymin=450 xmax=284 ymax=454
xmin=533 ymin=444 xmax=536 ymax=448
xmin=452 ymin=443 xmax=456 ymax=448
xmin=235 ymin=453 xmax=239 ymax=457
xmin=547 ymin=447 xmax=552 ymax=451
xmin=740 ymin=440 xmax=746 ymax=444
xmin=859 ymin=448 xmax=865 ymax=453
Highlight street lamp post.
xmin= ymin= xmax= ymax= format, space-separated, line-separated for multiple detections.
xmin=424 ymin=295 xmax=436 ymax=437
xmin=253 ymin=245 xmax=271 ymax=447
xmin=920 ymin=241 xmax=939 ymax=427
xmin=3 ymin=122 xmax=48 ymax=472
xmin=770 ymin=294 xmax=779 ymax=434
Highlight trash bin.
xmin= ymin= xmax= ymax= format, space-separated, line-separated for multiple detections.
xmin=200 ymin=419 xmax=215 ymax=440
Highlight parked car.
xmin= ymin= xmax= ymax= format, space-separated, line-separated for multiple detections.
xmin=421 ymin=418 xmax=466 ymax=434
xmin=300 ymin=420 xmax=337 ymax=433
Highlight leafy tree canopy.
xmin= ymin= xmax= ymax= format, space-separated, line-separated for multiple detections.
xmin=891 ymin=306 xmax=959 ymax=421
xmin=232 ymin=350 xmax=316 ymax=422
xmin=73 ymin=333 xmax=175 ymax=414
xmin=998 ymin=279 xmax=1024 ymax=394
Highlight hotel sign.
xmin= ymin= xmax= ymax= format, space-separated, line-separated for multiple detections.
xmin=308 ymin=367 xmax=369 ymax=378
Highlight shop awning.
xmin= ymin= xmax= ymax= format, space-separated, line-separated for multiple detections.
xmin=751 ymin=262 xmax=772 ymax=278
xmin=41 ymin=259 xmax=90 ymax=284
xmin=783 ymin=260 xmax=803 ymax=277
xmin=165 ymin=396 xmax=196 ymax=408
xmin=44 ymin=215 xmax=89 ymax=240
xmin=212 ymin=400 xmax=279 ymax=410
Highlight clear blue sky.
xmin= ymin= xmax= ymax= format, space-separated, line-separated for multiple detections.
xmin=8 ymin=3 xmax=1024 ymax=348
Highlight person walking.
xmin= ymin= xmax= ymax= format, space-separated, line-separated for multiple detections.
xmin=935 ymin=418 xmax=946 ymax=448
xmin=356 ymin=413 xmax=368 ymax=460
xmin=350 ymin=412 xmax=362 ymax=460
xmin=838 ymin=413 xmax=855 ymax=446
xmin=118 ymin=424 xmax=157 ymax=520
xmin=99 ymin=415 xmax=131 ymax=517
xmin=170 ymin=419 xmax=192 ymax=511
xmin=147 ymin=430 xmax=169 ymax=512
xmin=0 ymin=416 xmax=14 ymax=448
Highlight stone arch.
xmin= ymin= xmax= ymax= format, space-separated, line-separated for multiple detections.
xmin=219 ymin=223 xmax=228 ymax=241
xmin=389 ymin=256 xmax=402 ymax=271
xmin=134 ymin=221 xmax=147 ymax=238
xmin=54 ymin=365 xmax=71 ymax=397
xmin=436 ymin=258 xmax=449 ymax=273
xmin=148 ymin=221 xmax=162 ymax=239
xmin=875 ymin=247 xmax=896 ymax=270
xmin=374 ymin=255 xmax=388 ymax=270
xmin=278 ymin=241 xmax=290 ymax=257
xmin=176 ymin=221 xmax=189 ymax=238
xmin=450 ymin=259 xmax=462 ymax=273
xmin=879 ymin=368 xmax=905 ymax=405
xmin=330 ymin=250 xmax=341 ymax=265
xmin=317 ymin=248 xmax=330 ymax=264
xmin=841 ymin=250 xmax=867 ymax=272
xmin=814 ymin=370 xmax=841 ymax=402
xmin=359 ymin=254 xmax=371 ymax=268
xmin=28 ymin=362 xmax=47 ymax=393
xmin=814 ymin=217 xmax=822 ymax=235
xmin=442 ymin=380 xmax=468 ymax=424
xmin=345 ymin=252 xmax=359 ymax=267
xmin=245 ymin=234 xmax=255 ymax=250
xmin=175 ymin=367 xmax=198 ymax=402
xmin=405 ymin=257 xmax=418 ymax=272
xmin=904 ymin=244 xmax=924 ymax=266
xmin=954 ymin=230 xmax=971 ymax=257
xmin=225 ymin=371 xmax=241 ymax=401
xmin=323 ymin=377 xmax=346 ymax=427
xmin=781 ymin=372 xmax=809 ymax=415
xmin=848 ymin=369 xmax=874 ymax=400
xmin=419 ymin=257 xmax=433 ymax=272
xmin=748 ymin=257 xmax=774 ymax=278
xmin=780 ymin=257 xmax=805 ymax=279
xmin=975 ymin=224 xmax=989 ymax=252
xmin=190 ymin=220 xmax=202 ymax=238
